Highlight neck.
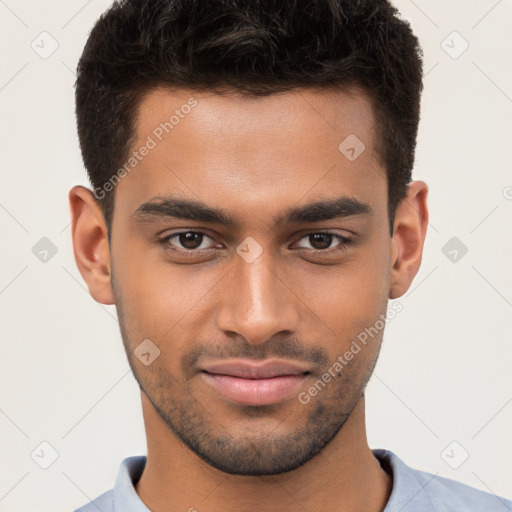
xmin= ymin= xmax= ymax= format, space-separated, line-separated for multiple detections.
xmin=135 ymin=393 xmax=391 ymax=512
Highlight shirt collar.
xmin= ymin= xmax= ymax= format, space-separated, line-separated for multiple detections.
xmin=111 ymin=450 xmax=433 ymax=512
xmin=374 ymin=449 xmax=436 ymax=511
xmin=113 ymin=455 xmax=150 ymax=511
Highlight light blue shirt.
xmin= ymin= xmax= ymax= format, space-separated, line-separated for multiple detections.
xmin=74 ymin=449 xmax=511 ymax=511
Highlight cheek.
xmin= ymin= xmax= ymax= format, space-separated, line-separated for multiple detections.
xmin=290 ymin=243 xmax=391 ymax=360
xmin=297 ymin=251 xmax=389 ymax=329
xmin=113 ymin=249 xmax=223 ymax=351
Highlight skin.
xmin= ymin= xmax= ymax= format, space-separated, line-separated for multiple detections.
xmin=69 ymin=86 xmax=428 ymax=512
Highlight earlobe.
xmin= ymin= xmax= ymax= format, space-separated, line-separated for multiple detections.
xmin=68 ymin=185 xmax=115 ymax=305
xmin=389 ymin=181 xmax=429 ymax=299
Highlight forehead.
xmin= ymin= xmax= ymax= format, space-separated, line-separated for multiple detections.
xmin=136 ymin=86 xmax=376 ymax=149
xmin=114 ymin=86 xmax=386 ymax=225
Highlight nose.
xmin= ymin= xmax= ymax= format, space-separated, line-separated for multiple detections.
xmin=215 ymin=249 xmax=300 ymax=346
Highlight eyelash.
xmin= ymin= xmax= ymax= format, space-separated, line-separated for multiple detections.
xmin=158 ymin=230 xmax=353 ymax=255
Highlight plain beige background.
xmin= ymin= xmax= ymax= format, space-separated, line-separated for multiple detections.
xmin=0 ymin=1 xmax=511 ymax=510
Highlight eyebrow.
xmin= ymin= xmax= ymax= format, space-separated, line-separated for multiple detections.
xmin=132 ymin=194 xmax=372 ymax=227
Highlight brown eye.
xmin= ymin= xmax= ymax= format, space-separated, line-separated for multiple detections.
xmin=159 ymin=231 xmax=217 ymax=251
xmin=295 ymin=232 xmax=352 ymax=251
xmin=308 ymin=233 xmax=334 ymax=250
xmin=178 ymin=232 xmax=204 ymax=249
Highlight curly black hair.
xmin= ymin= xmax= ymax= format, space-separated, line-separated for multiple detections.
xmin=75 ymin=0 xmax=423 ymax=234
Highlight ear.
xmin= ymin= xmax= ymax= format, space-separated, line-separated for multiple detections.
xmin=68 ymin=185 xmax=115 ymax=305
xmin=389 ymin=181 xmax=429 ymax=299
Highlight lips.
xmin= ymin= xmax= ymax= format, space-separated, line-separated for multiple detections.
xmin=199 ymin=359 xmax=310 ymax=406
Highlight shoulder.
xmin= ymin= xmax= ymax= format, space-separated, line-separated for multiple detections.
xmin=73 ymin=489 xmax=114 ymax=512
xmin=414 ymin=468 xmax=511 ymax=511
xmin=373 ymin=449 xmax=512 ymax=512
xmin=71 ymin=455 xmax=147 ymax=512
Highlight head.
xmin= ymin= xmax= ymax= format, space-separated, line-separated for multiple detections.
xmin=70 ymin=0 xmax=428 ymax=476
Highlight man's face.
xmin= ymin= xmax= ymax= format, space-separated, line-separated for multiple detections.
xmin=110 ymin=87 xmax=392 ymax=475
